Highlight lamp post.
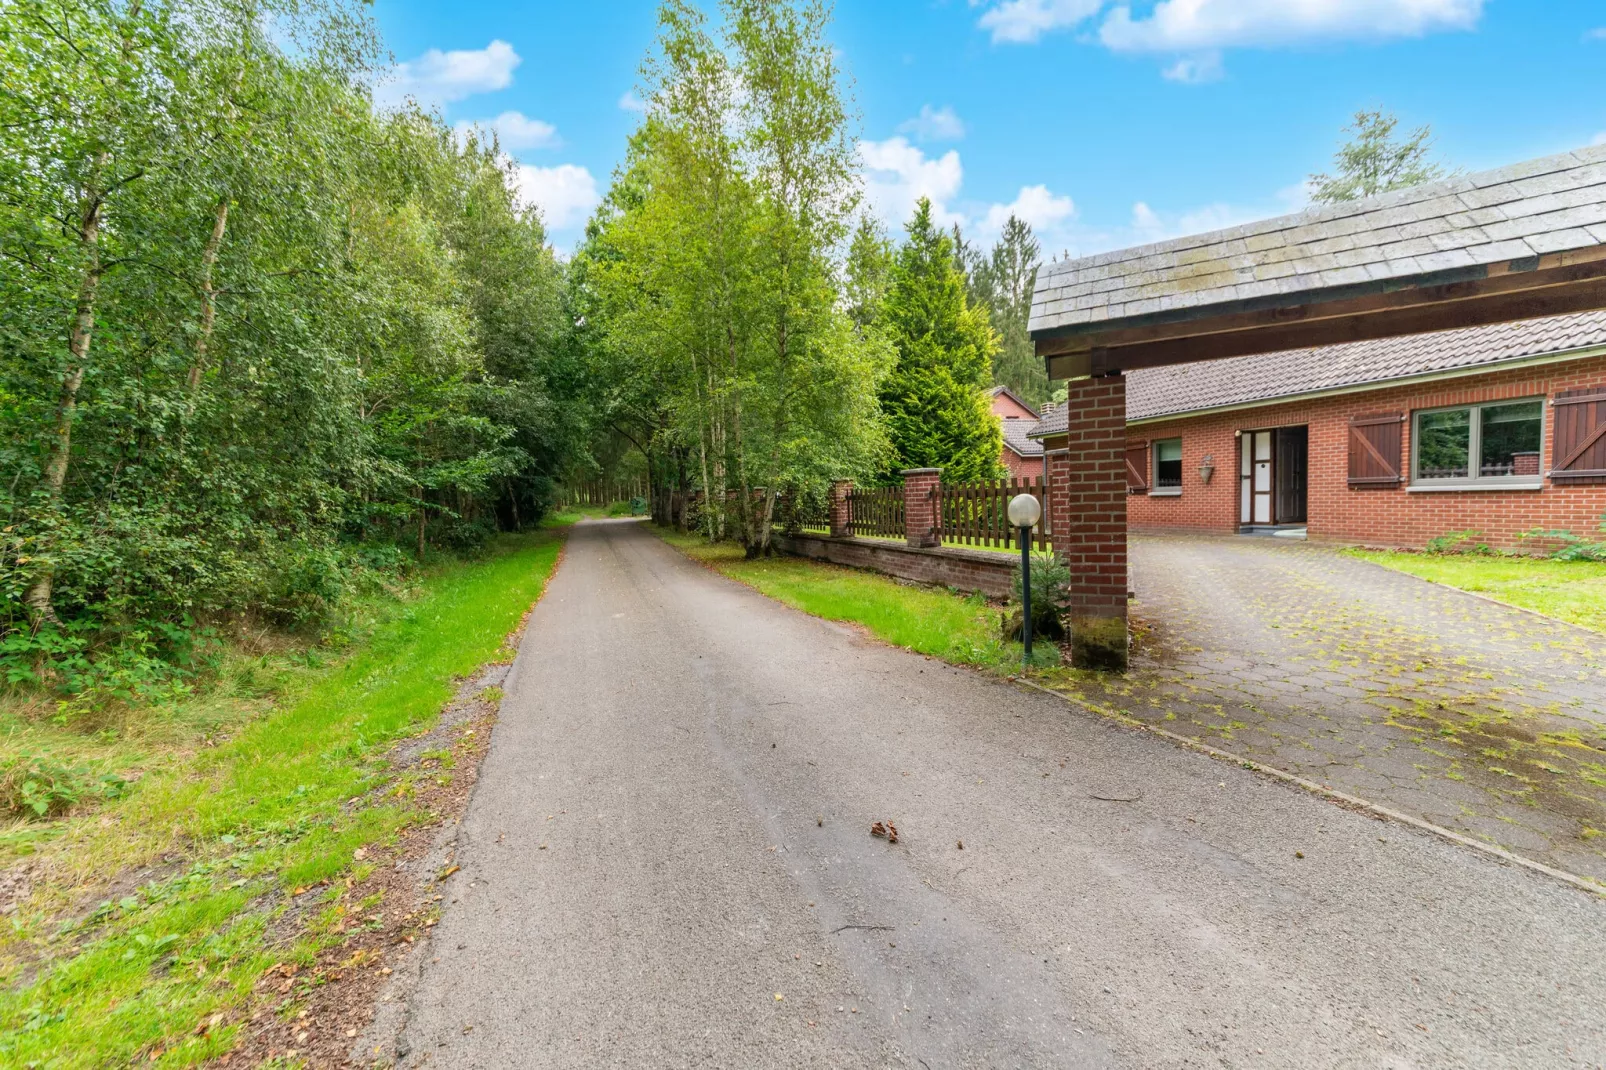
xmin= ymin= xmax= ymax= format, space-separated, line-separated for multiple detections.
xmin=1007 ymin=492 xmax=1043 ymax=667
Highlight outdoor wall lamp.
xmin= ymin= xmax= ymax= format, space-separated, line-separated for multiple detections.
xmin=1007 ymin=492 xmax=1043 ymax=666
xmin=1198 ymin=454 xmax=1215 ymax=484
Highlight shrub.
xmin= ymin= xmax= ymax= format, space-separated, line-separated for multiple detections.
xmin=1521 ymin=513 xmax=1606 ymax=561
xmin=1425 ymin=530 xmax=1492 ymax=555
xmin=1004 ymin=552 xmax=1071 ymax=642
xmin=0 ymin=753 xmax=126 ymax=819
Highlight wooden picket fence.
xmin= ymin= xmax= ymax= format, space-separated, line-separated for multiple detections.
xmin=847 ymin=484 xmax=903 ymax=538
xmin=936 ymin=476 xmax=1052 ymax=552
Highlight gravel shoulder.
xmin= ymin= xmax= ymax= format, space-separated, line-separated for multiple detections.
xmin=392 ymin=519 xmax=1606 ymax=1069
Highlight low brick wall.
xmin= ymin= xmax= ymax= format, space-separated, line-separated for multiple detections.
xmin=772 ymin=533 xmax=1015 ymax=598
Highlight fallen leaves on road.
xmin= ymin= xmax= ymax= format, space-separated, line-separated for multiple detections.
xmin=869 ymin=821 xmax=899 ymax=845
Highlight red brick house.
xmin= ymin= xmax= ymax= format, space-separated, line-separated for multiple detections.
xmin=988 ymin=385 xmax=1047 ymax=480
xmin=1030 ymin=311 xmax=1606 ymax=549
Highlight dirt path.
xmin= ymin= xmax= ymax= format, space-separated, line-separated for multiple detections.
xmin=380 ymin=519 xmax=1605 ymax=1069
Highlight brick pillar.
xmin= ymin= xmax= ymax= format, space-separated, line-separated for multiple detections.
xmin=1047 ymin=373 xmax=1128 ymax=671
xmin=902 ymin=468 xmax=942 ymax=548
xmin=829 ymin=479 xmax=854 ymax=538
xmin=1512 ymin=451 xmax=1540 ymax=477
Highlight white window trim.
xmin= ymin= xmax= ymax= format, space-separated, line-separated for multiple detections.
xmin=1409 ymin=397 xmax=1546 ymax=489
xmin=1407 ymin=482 xmax=1542 ymax=493
xmin=1152 ymin=437 xmax=1184 ymax=495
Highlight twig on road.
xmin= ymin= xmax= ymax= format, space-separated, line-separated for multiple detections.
xmin=831 ymin=924 xmax=894 ymax=935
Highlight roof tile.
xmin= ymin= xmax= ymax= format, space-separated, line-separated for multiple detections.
xmin=1027 ymin=311 xmax=1606 ymax=436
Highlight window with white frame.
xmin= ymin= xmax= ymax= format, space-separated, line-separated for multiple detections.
xmin=1411 ymin=399 xmax=1543 ymax=485
xmin=1153 ymin=438 xmax=1183 ymax=491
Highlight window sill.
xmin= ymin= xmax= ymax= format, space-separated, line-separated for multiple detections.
xmin=1406 ymin=481 xmax=1543 ymax=493
xmin=1149 ymin=488 xmax=1183 ymax=497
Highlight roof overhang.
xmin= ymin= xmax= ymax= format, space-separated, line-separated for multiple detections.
xmin=1036 ymin=248 xmax=1606 ymax=380
xmin=1029 ymin=146 xmax=1606 ymax=381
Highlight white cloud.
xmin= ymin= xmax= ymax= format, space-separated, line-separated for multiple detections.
xmin=859 ymin=136 xmax=1082 ymax=254
xmin=977 ymin=0 xmax=1104 ymax=44
xmin=1127 ymin=181 xmax=1311 ymax=246
xmin=455 ymin=111 xmax=559 ymax=151
xmin=514 ymin=164 xmax=601 ymax=230
xmin=1161 ymin=51 xmax=1223 ymax=83
xmin=1098 ymin=0 xmax=1485 ymax=53
xmin=618 ymin=90 xmax=647 ymax=113
xmin=976 ymin=0 xmax=1485 ymax=81
xmin=981 ymin=184 xmax=1076 ymax=235
xmin=1584 ymin=26 xmax=1606 ymax=41
xmin=1594 ymin=132 xmax=1606 ymax=147
xmin=377 ymin=40 xmax=521 ymax=107
xmin=898 ymin=104 xmax=967 ymax=142
xmin=1131 ymin=200 xmax=1256 ymax=244
xmin=859 ymin=136 xmax=965 ymax=227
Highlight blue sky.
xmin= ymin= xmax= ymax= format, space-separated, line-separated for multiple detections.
xmin=368 ymin=1 xmax=1606 ymax=255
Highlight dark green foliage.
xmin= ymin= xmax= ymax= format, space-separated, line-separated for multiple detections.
xmin=962 ymin=215 xmax=1048 ymax=406
xmin=0 ymin=0 xmax=580 ymax=689
xmin=1006 ymin=551 xmax=1071 ymax=641
xmin=878 ymin=199 xmax=1002 ymax=483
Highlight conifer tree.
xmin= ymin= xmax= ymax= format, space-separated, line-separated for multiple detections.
xmin=878 ymin=198 xmax=1001 ymax=482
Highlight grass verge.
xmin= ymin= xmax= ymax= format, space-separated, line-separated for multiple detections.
xmin=1347 ymin=550 xmax=1606 ymax=633
xmin=655 ymin=528 xmax=1055 ymax=671
xmin=0 ymin=530 xmax=565 ymax=1067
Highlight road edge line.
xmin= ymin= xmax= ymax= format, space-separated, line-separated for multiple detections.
xmin=1012 ymin=677 xmax=1606 ymax=899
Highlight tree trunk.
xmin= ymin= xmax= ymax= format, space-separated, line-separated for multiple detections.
xmin=26 ymin=169 xmax=106 ymax=627
xmin=417 ymin=504 xmax=427 ymax=559
xmin=26 ymin=1 xmax=144 ymax=628
xmin=187 ymin=197 xmax=229 ymax=391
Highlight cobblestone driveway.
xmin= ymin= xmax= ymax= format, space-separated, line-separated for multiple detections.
xmin=1045 ymin=535 xmax=1606 ymax=883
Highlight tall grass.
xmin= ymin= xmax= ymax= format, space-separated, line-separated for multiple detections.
xmin=0 ymin=532 xmax=565 ymax=1067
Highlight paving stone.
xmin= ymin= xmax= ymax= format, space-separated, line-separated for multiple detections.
xmin=1062 ymin=535 xmax=1606 ymax=881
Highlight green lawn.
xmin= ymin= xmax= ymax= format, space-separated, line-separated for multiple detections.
xmin=656 ymin=529 xmax=1054 ymax=670
xmin=0 ymin=530 xmax=565 ymax=1068
xmin=1348 ymin=550 xmax=1606 ymax=633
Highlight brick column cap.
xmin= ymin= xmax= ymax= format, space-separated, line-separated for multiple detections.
xmin=900 ymin=467 xmax=943 ymax=476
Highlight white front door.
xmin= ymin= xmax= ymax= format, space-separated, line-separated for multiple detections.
xmin=1241 ymin=431 xmax=1273 ymax=525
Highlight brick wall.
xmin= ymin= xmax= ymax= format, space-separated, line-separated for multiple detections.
xmin=1125 ymin=354 xmax=1606 ymax=549
xmin=772 ymin=534 xmax=1015 ymax=598
xmin=1042 ymin=373 xmax=1128 ymax=669
xmin=903 ymin=468 xmax=942 ymax=548
xmin=990 ymin=393 xmax=1038 ymax=421
xmin=1000 ymin=445 xmax=1046 ymax=481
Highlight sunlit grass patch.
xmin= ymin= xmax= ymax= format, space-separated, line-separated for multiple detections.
xmin=1347 ymin=550 xmax=1606 ymax=634
xmin=656 ymin=529 xmax=1055 ymax=671
xmin=0 ymin=532 xmax=564 ymax=1068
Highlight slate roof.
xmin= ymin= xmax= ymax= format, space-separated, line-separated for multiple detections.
xmin=1000 ymin=416 xmax=1044 ymax=457
xmin=1028 ymin=311 xmax=1606 ymax=435
xmin=1029 ymin=144 xmax=1606 ymax=338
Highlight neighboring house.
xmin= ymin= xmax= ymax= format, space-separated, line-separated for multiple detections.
xmin=1029 ymin=311 xmax=1606 ymax=548
xmin=988 ymin=385 xmax=1046 ymax=480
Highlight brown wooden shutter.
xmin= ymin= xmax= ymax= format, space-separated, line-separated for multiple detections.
xmin=1550 ymin=387 xmax=1606 ymax=483
xmin=1348 ymin=412 xmax=1403 ymax=487
xmin=1125 ymin=441 xmax=1149 ymax=493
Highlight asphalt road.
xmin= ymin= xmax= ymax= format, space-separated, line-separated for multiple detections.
xmin=394 ymin=519 xmax=1606 ymax=1069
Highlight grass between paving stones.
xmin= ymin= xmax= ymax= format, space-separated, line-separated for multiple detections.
xmin=655 ymin=528 xmax=1055 ymax=671
xmin=1348 ymin=550 xmax=1606 ymax=634
xmin=0 ymin=530 xmax=565 ymax=1068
